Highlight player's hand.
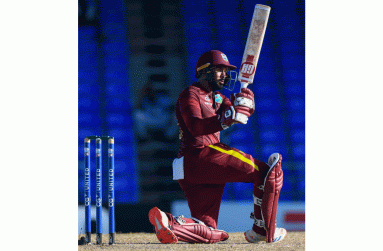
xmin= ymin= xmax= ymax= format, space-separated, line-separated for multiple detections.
xmin=220 ymin=100 xmax=249 ymax=129
xmin=230 ymin=88 xmax=255 ymax=117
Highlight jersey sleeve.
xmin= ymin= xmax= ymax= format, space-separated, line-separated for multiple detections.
xmin=179 ymin=91 xmax=223 ymax=136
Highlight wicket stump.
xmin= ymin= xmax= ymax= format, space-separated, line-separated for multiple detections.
xmin=84 ymin=135 xmax=115 ymax=245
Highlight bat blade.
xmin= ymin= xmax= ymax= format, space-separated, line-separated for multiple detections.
xmin=238 ymin=4 xmax=271 ymax=89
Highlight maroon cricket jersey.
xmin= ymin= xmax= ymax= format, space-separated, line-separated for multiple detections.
xmin=176 ymin=82 xmax=229 ymax=157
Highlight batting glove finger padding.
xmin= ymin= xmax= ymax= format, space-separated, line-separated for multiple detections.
xmin=231 ymin=88 xmax=255 ymax=115
xmin=234 ymin=106 xmax=252 ymax=117
xmin=240 ymin=87 xmax=254 ymax=97
xmin=234 ymin=96 xmax=254 ymax=109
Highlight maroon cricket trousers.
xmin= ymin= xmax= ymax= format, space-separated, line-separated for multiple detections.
xmin=178 ymin=142 xmax=270 ymax=230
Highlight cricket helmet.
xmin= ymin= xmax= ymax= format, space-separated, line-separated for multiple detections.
xmin=195 ymin=50 xmax=237 ymax=78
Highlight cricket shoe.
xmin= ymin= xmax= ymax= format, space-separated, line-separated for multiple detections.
xmin=148 ymin=207 xmax=178 ymax=244
xmin=244 ymin=228 xmax=287 ymax=243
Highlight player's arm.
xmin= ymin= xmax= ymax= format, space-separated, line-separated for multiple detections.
xmin=179 ymin=92 xmax=224 ymax=136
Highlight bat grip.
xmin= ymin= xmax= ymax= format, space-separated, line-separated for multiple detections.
xmin=240 ymin=82 xmax=249 ymax=89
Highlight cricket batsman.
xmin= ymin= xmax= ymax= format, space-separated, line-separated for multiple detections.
xmin=148 ymin=50 xmax=287 ymax=244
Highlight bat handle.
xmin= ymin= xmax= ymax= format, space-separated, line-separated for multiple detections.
xmin=240 ymin=82 xmax=249 ymax=90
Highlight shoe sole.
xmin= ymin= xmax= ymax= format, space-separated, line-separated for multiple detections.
xmin=243 ymin=232 xmax=265 ymax=243
xmin=148 ymin=207 xmax=178 ymax=244
xmin=244 ymin=230 xmax=287 ymax=243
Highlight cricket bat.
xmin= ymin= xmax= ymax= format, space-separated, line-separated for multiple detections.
xmin=238 ymin=4 xmax=271 ymax=89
